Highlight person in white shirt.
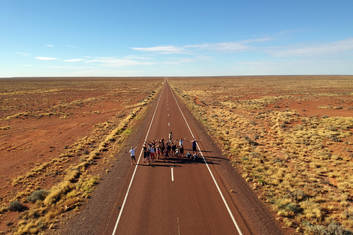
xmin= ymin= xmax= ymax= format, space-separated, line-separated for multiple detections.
xmin=169 ymin=131 xmax=173 ymax=141
xmin=129 ymin=146 xmax=137 ymax=166
xmin=178 ymin=138 xmax=183 ymax=147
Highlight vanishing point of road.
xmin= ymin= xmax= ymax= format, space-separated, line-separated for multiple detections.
xmin=63 ymin=81 xmax=283 ymax=235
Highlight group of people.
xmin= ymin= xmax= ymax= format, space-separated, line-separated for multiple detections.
xmin=129 ymin=131 xmax=200 ymax=166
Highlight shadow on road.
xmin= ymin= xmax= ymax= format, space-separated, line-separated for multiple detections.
xmin=205 ymin=155 xmax=229 ymax=161
xmin=138 ymin=156 xmax=221 ymax=167
xmin=183 ymin=148 xmax=213 ymax=153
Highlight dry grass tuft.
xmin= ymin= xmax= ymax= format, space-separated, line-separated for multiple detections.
xmin=0 ymin=126 xmax=10 ymax=130
xmin=2 ymin=84 xmax=162 ymax=234
xmin=169 ymin=76 xmax=353 ymax=233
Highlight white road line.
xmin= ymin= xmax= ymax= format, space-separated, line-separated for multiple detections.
xmin=171 ymin=168 xmax=174 ymax=182
xmin=112 ymin=86 xmax=164 ymax=235
xmin=168 ymin=122 xmax=170 ymax=127
xmin=169 ymin=83 xmax=243 ymax=235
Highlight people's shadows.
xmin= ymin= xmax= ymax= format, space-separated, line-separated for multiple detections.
xmin=152 ymin=157 xmax=218 ymax=166
xmin=137 ymin=160 xmax=181 ymax=167
xmin=137 ymin=155 xmax=220 ymax=167
xmin=183 ymin=148 xmax=213 ymax=153
xmin=150 ymin=163 xmax=181 ymax=168
xmin=203 ymin=155 xmax=229 ymax=161
xmin=199 ymin=149 xmax=213 ymax=153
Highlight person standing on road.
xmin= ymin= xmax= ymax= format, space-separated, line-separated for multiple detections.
xmin=175 ymin=147 xmax=179 ymax=158
xmin=179 ymin=144 xmax=184 ymax=157
xmin=149 ymin=142 xmax=155 ymax=161
xmin=178 ymin=138 xmax=183 ymax=147
xmin=160 ymin=138 xmax=165 ymax=158
xmin=129 ymin=146 xmax=137 ymax=166
xmin=166 ymin=141 xmax=171 ymax=158
xmin=143 ymin=143 xmax=149 ymax=165
xmin=192 ymin=138 xmax=198 ymax=154
xmin=169 ymin=131 xmax=173 ymax=141
xmin=171 ymin=141 xmax=177 ymax=157
xmin=156 ymin=142 xmax=161 ymax=160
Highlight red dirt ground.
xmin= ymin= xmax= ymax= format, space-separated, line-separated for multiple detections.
xmin=0 ymin=78 xmax=162 ymax=232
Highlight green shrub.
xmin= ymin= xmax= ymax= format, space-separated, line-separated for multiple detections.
xmin=9 ymin=200 xmax=27 ymax=212
xmin=28 ymin=190 xmax=49 ymax=203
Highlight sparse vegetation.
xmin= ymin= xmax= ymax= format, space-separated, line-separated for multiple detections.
xmin=27 ymin=190 xmax=49 ymax=203
xmin=9 ymin=201 xmax=27 ymax=212
xmin=0 ymin=126 xmax=10 ymax=130
xmin=169 ymin=76 xmax=353 ymax=234
xmin=0 ymin=78 xmax=162 ymax=233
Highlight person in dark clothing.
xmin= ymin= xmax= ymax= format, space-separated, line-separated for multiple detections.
xmin=166 ymin=142 xmax=171 ymax=158
xmin=143 ymin=143 xmax=150 ymax=165
xmin=171 ymin=142 xmax=177 ymax=157
xmin=179 ymin=144 xmax=184 ymax=157
xmin=192 ymin=139 xmax=197 ymax=154
xmin=160 ymin=138 xmax=165 ymax=156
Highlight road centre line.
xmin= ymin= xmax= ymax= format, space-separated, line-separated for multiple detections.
xmin=171 ymin=168 xmax=174 ymax=182
xmin=169 ymin=83 xmax=243 ymax=235
xmin=112 ymin=85 xmax=164 ymax=235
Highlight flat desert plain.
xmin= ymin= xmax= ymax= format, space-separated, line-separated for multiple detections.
xmin=169 ymin=76 xmax=353 ymax=234
xmin=0 ymin=78 xmax=162 ymax=234
xmin=1 ymin=76 xmax=353 ymax=234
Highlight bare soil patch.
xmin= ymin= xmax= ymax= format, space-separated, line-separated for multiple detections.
xmin=169 ymin=76 xmax=353 ymax=234
xmin=0 ymin=78 xmax=162 ymax=234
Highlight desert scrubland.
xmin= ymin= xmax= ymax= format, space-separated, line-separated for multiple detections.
xmin=169 ymin=76 xmax=353 ymax=234
xmin=0 ymin=78 xmax=162 ymax=234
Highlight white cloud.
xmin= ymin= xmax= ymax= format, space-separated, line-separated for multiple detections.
xmin=64 ymin=58 xmax=84 ymax=62
xmin=87 ymin=57 xmax=154 ymax=67
xmin=132 ymin=37 xmax=271 ymax=54
xmin=186 ymin=37 xmax=271 ymax=51
xmin=45 ymin=44 xmax=54 ymax=48
xmin=269 ymin=38 xmax=353 ymax=57
xmin=185 ymin=42 xmax=250 ymax=51
xmin=132 ymin=46 xmax=186 ymax=54
xmin=35 ymin=57 xmax=57 ymax=61
xmin=16 ymin=52 xmax=30 ymax=56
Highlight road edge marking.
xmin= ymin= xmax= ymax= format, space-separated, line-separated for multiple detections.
xmin=169 ymin=82 xmax=243 ymax=235
xmin=112 ymin=84 xmax=164 ymax=235
xmin=171 ymin=168 xmax=174 ymax=182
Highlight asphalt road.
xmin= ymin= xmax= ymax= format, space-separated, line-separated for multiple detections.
xmin=63 ymin=81 xmax=283 ymax=235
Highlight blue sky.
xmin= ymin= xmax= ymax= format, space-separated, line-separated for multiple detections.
xmin=1 ymin=0 xmax=353 ymax=77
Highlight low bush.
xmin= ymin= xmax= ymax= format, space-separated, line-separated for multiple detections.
xmin=27 ymin=190 xmax=49 ymax=203
xmin=307 ymin=221 xmax=351 ymax=235
xmin=9 ymin=200 xmax=27 ymax=212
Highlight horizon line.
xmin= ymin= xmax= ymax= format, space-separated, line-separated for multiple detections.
xmin=1 ymin=74 xmax=353 ymax=79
